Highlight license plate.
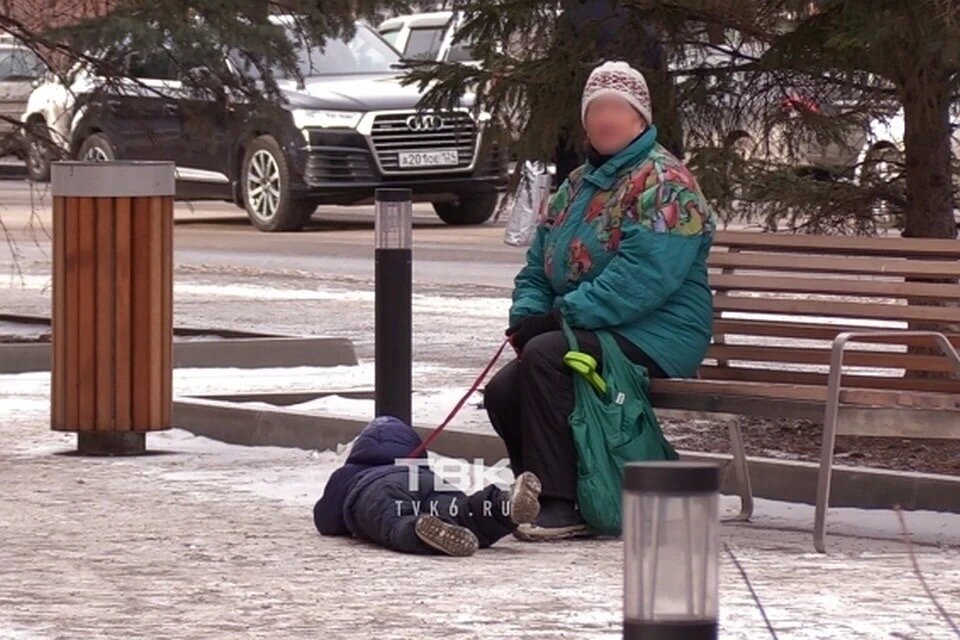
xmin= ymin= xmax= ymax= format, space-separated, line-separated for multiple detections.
xmin=398 ymin=149 xmax=459 ymax=168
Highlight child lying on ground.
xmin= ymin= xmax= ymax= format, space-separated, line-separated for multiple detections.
xmin=313 ymin=415 xmax=542 ymax=556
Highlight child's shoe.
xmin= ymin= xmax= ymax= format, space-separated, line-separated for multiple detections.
xmin=415 ymin=514 xmax=479 ymax=557
xmin=505 ymin=471 xmax=542 ymax=525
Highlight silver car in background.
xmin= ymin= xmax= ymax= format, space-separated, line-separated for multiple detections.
xmin=378 ymin=11 xmax=479 ymax=65
xmin=0 ymin=35 xmax=43 ymax=160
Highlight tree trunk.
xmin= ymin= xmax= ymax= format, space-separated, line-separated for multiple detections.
xmin=900 ymin=59 xmax=958 ymax=378
xmin=901 ymin=60 xmax=957 ymax=239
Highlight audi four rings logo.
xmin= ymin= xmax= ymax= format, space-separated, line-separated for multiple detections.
xmin=406 ymin=114 xmax=445 ymax=131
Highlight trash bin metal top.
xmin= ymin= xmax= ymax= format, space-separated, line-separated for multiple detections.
xmin=623 ymin=461 xmax=720 ymax=494
xmin=52 ymin=161 xmax=176 ymax=198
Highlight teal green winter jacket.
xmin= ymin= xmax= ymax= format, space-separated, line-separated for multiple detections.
xmin=509 ymin=125 xmax=715 ymax=378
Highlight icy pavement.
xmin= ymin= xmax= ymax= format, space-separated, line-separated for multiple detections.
xmin=2 ymin=372 xmax=960 ymax=639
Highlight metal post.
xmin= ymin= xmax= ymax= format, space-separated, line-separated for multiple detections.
xmin=374 ymin=188 xmax=413 ymax=426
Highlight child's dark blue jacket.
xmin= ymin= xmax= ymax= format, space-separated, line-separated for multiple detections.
xmin=312 ymin=416 xmax=426 ymax=536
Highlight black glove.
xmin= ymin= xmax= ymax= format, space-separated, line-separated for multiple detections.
xmin=505 ymin=308 xmax=563 ymax=352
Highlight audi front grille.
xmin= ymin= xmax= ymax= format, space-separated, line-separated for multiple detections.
xmin=370 ymin=111 xmax=477 ymax=173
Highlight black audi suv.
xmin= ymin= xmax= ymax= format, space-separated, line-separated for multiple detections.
xmin=68 ymin=20 xmax=506 ymax=231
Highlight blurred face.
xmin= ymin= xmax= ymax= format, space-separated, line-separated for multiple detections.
xmin=584 ymin=95 xmax=647 ymax=155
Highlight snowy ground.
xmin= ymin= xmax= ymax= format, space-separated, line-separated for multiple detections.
xmin=3 ymin=197 xmax=960 ymax=637
xmin=2 ymin=370 xmax=960 ymax=640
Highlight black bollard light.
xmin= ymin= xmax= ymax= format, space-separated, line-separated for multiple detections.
xmin=623 ymin=462 xmax=721 ymax=639
xmin=374 ymin=188 xmax=413 ymax=426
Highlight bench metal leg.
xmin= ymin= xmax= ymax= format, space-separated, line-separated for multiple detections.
xmin=814 ymin=330 xmax=960 ymax=553
xmin=724 ymin=419 xmax=754 ymax=522
xmin=814 ymin=337 xmax=846 ymax=553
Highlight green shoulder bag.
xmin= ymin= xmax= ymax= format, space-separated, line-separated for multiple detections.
xmin=562 ymin=319 xmax=679 ymax=536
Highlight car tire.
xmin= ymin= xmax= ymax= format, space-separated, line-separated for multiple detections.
xmin=433 ymin=190 xmax=499 ymax=225
xmin=25 ymin=120 xmax=54 ymax=182
xmin=241 ymin=135 xmax=314 ymax=232
xmin=77 ymin=132 xmax=116 ymax=162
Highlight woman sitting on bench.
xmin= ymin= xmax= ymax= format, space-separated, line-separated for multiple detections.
xmin=484 ymin=60 xmax=716 ymax=541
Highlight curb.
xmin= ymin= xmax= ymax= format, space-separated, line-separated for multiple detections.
xmin=0 ymin=315 xmax=357 ymax=373
xmin=0 ymin=314 xmax=276 ymax=339
xmin=172 ymin=395 xmax=960 ymax=514
xmin=0 ymin=337 xmax=358 ymax=374
xmin=173 ymin=397 xmax=502 ymax=465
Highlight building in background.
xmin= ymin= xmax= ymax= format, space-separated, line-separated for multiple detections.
xmin=1 ymin=0 xmax=113 ymax=32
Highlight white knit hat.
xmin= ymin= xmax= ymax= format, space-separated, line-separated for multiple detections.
xmin=581 ymin=60 xmax=652 ymax=126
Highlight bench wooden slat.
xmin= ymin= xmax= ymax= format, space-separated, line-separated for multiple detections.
xmin=712 ymin=319 xmax=960 ymax=347
xmin=711 ymin=273 xmax=960 ymax=301
xmin=709 ymin=252 xmax=960 ymax=279
xmin=714 ymin=295 xmax=960 ymax=324
xmin=649 ymin=378 xmax=960 ymax=410
xmin=659 ymin=233 xmax=960 ymax=443
xmin=699 ymin=366 xmax=960 ymax=394
xmin=714 ymin=230 xmax=960 ymax=258
xmin=707 ymin=344 xmax=958 ymax=372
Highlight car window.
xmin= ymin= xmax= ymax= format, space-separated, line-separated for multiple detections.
xmin=274 ymin=24 xmax=400 ymax=77
xmin=446 ymin=33 xmax=477 ymax=63
xmin=0 ymin=47 xmax=43 ymax=80
xmin=379 ymin=28 xmax=401 ymax=48
xmin=403 ymin=27 xmax=445 ymax=60
xmin=127 ymin=50 xmax=178 ymax=81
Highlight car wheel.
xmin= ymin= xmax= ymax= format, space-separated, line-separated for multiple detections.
xmin=432 ymin=190 xmax=499 ymax=225
xmin=25 ymin=120 xmax=54 ymax=182
xmin=241 ymin=135 xmax=314 ymax=232
xmin=77 ymin=133 xmax=116 ymax=162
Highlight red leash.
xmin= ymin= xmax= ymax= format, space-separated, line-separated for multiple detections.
xmin=407 ymin=337 xmax=512 ymax=459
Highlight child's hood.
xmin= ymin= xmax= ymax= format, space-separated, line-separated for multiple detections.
xmin=346 ymin=415 xmax=425 ymax=466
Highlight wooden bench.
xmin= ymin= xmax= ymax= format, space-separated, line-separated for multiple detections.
xmin=648 ymin=230 xmax=960 ymax=551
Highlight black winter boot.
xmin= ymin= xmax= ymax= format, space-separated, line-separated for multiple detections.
xmin=513 ymin=497 xmax=593 ymax=541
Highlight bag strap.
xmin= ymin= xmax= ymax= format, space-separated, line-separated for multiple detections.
xmin=560 ymin=318 xmax=597 ymax=400
xmin=562 ymin=318 xmax=649 ymax=392
xmin=596 ymin=329 xmax=651 ymax=389
xmin=560 ymin=316 xmax=580 ymax=351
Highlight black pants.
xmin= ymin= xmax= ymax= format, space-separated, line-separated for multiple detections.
xmin=483 ymin=330 xmax=668 ymax=501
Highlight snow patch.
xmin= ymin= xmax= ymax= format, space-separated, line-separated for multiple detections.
xmin=0 ymin=320 xmax=49 ymax=340
xmin=252 ymin=386 xmax=491 ymax=430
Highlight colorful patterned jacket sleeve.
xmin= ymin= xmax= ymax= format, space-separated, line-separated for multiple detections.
xmin=507 ymin=181 xmax=571 ymax=327
xmin=508 ymin=226 xmax=553 ymax=327
xmin=557 ymin=161 xmax=712 ymax=329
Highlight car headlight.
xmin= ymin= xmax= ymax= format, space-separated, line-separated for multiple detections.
xmin=291 ymin=109 xmax=363 ymax=130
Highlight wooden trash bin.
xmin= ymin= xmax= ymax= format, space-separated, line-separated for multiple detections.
xmin=50 ymin=161 xmax=174 ymax=455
